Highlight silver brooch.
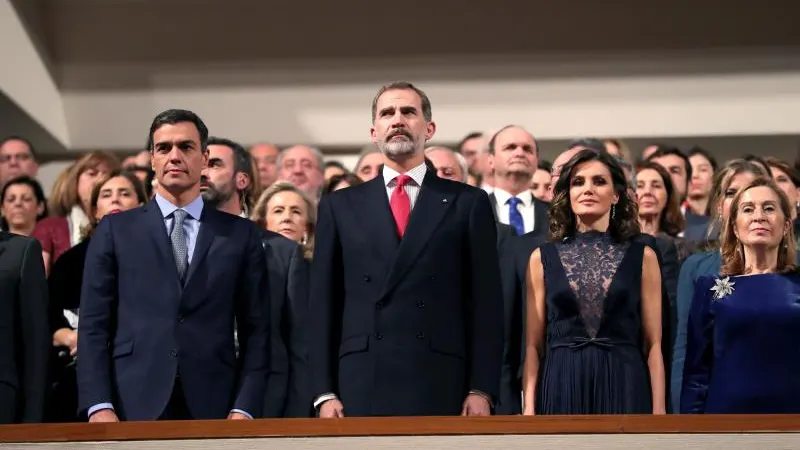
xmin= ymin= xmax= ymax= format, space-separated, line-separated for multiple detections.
xmin=710 ymin=276 xmax=735 ymax=300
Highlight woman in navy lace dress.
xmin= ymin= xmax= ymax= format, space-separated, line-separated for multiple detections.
xmin=522 ymin=150 xmax=665 ymax=415
xmin=681 ymin=177 xmax=800 ymax=413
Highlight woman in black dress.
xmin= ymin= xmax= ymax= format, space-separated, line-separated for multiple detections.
xmin=522 ymin=150 xmax=665 ymax=415
xmin=47 ymin=170 xmax=147 ymax=421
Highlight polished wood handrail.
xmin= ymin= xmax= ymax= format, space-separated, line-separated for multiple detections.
xmin=0 ymin=415 xmax=799 ymax=443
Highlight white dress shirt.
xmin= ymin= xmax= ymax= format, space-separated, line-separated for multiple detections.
xmin=492 ymin=187 xmax=536 ymax=233
xmin=382 ymin=162 xmax=427 ymax=207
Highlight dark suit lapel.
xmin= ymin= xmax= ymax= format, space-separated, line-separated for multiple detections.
xmin=261 ymin=236 xmax=287 ymax=307
xmin=358 ymin=177 xmax=400 ymax=265
xmin=533 ymin=198 xmax=549 ymax=236
xmin=488 ymin=193 xmax=499 ymax=221
xmin=381 ymin=173 xmax=454 ymax=298
xmin=142 ymin=201 xmax=182 ymax=291
xmin=184 ymin=206 xmax=216 ymax=287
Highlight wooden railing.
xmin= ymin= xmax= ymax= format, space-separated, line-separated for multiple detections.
xmin=0 ymin=415 xmax=799 ymax=443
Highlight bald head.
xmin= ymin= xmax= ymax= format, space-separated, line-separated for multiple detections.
xmin=249 ymin=143 xmax=280 ymax=188
xmin=425 ymin=146 xmax=467 ymax=183
xmin=277 ymin=145 xmax=325 ymax=198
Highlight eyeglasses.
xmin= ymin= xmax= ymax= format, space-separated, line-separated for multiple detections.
xmin=0 ymin=153 xmax=32 ymax=163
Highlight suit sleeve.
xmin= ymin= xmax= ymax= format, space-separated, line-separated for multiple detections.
xmin=284 ymin=246 xmax=312 ymax=417
xmin=232 ymin=223 xmax=270 ymax=417
xmin=466 ymin=190 xmax=503 ymax=403
xmin=680 ymin=276 xmax=715 ymax=413
xmin=496 ymin=236 xmax=522 ymax=414
xmin=77 ymin=217 xmax=118 ymax=413
xmin=18 ymin=238 xmax=50 ymax=423
xmin=308 ymin=195 xmax=344 ymax=400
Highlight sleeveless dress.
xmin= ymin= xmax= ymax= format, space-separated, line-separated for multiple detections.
xmin=681 ymin=273 xmax=800 ymax=413
xmin=536 ymin=231 xmax=652 ymax=414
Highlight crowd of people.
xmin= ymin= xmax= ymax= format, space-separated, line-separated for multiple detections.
xmin=0 ymin=80 xmax=798 ymax=424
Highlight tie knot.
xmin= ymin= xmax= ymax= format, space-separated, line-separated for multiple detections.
xmin=508 ymin=197 xmax=523 ymax=207
xmin=395 ymin=174 xmax=412 ymax=188
xmin=173 ymin=209 xmax=188 ymax=223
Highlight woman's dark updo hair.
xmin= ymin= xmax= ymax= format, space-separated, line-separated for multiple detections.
xmin=548 ymin=149 xmax=640 ymax=242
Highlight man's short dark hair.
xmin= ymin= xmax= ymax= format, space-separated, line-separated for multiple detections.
xmin=0 ymin=135 xmax=37 ymax=159
xmin=646 ymin=146 xmax=693 ymax=182
xmin=687 ymin=146 xmax=718 ymax=172
xmin=456 ymin=132 xmax=483 ymax=152
xmin=538 ymin=160 xmax=552 ymax=172
xmin=325 ymin=161 xmax=346 ymax=171
xmin=207 ymin=136 xmax=254 ymax=209
xmin=371 ymin=81 xmax=432 ymax=122
xmin=146 ymin=109 xmax=209 ymax=151
xmin=566 ymin=138 xmax=606 ymax=154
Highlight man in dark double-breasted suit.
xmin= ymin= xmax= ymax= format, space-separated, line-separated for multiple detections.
xmin=309 ymin=82 xmax=503 ymax=417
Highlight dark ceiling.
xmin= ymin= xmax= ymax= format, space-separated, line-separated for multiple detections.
xmin=37 ymin=0 xmax=800 ymax=64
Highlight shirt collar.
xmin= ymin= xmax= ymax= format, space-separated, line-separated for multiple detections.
xmin=382 ymin=162 xmax=427 ymax=187
xmin=493 ymin=187 xmax=533 ymax=208
xmin=155 ymin=193 xmax=204 ymax=221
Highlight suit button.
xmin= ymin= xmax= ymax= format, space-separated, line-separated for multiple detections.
xmin=375 ymin=301 xmax=384 ymax=309
xmin=170 ymin=349 xmax=178 ymax=357
xmin=416 ymin=300 xmax=425 ymax=308
xmin=430 ymin=275 xmax=436 ymax=281
xmin=374 ymin=333 xmax=383 ymax=340
xmin=416 ymin=332 xmax=426 ymax=339
xmin=363 ymin=274 xmax=371 ymax=282
xmin=177 ymin=315 xmax=184 ymax=323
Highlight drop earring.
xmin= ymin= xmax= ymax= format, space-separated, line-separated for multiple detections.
xmin=611 ymin=204 xmax=616 ymax=219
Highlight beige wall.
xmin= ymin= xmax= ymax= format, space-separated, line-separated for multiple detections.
xmin=5 ymin=0 xmax=800 ymax=157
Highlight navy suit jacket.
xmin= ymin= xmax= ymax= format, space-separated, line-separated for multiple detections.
xmin=309 ymin=171 xmax=503 ymax=416
xmin=77 ymin=200 xmax=270 ymax=421
xmin=259 ymin=230 xmax=312 ymax=418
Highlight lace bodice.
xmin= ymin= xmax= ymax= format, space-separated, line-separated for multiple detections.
xmin=555 ymin=231 xmax=629 ymax=338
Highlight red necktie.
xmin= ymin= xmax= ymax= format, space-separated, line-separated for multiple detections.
xmin=390 ymin=174 xmax=412 ymax=237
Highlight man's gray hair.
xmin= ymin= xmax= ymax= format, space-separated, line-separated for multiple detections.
xmin=276 ymin=145 xmax=325 ymax=172
xmin=355 ymin=143 xmax=381 ymax=171
xmin=425 ymin=146 xmax=469 ymax=183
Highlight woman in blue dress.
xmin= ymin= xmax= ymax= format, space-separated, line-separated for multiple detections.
xmin=670 ymin=159 xmax=768 ymax=410
xmin=681 ymin=177 xmax=800 ymax=413
xmin=523 ymin=150 xmax=665 ymax=415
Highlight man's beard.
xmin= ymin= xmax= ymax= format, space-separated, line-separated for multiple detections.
xmin=378 ymin=133 xmax=417 ymax=157
xmin=201 ymin=181 xmax=233 ymax=208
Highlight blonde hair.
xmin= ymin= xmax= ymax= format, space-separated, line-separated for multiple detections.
xmin=703 ymin=159 xmax=768 ymax=246
xmin=48 ymin=151 xmax=121 ymax=217
xmin=720 ymin=177 xmax=796 ymax=276
xmin=251 ymin=181 xmax=317 ymax=260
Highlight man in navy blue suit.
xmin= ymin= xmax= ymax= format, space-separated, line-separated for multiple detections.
xmin=309 ymin=82 xmax=503 ymax=417
xmin=77 ymin=109 xmax=269 ymax=421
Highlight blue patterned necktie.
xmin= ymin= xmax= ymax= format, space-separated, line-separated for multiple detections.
xmin=170 ymin=209 xmax=189 ymax=279
xmin=508 ymin=197 xmax=525 ymax=236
